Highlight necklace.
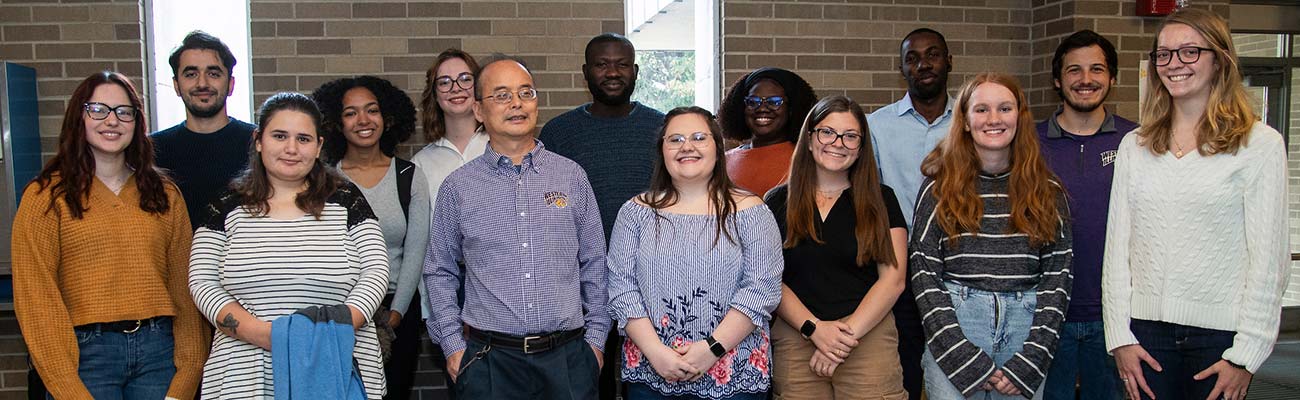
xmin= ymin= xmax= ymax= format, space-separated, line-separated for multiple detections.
xmin=1173 ymin=137 xmax=1190 ymax=158
xmin=815 ymin=186 xmax=848 ymax=202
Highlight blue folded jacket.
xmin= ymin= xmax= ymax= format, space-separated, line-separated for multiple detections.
xmin=271 ymin=304 xmax=366 ymax=400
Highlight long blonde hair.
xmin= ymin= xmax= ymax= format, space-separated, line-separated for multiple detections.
xmin=1139 ymin=8 xmax=1256 ymax=155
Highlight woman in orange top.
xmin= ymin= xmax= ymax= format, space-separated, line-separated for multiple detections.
xmin=718 ymin=67 xmax=817 ymax=197
xmin=11 ymin=71 xmax=207 ymax=399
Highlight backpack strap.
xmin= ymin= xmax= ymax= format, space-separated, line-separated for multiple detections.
xmin=395 ymin=158 xmax=415 ymax=220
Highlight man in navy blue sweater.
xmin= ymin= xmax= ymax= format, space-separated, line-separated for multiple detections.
xmin=1036 ymin=29 xmax=1138 ymax=400
xmin=151 ymin=31 xmax=254 ymax=230
xmin=537 ymin=33 xmax=664 ymax=400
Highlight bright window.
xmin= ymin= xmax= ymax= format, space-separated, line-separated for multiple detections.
xmin=144 ymin=0 xmax=253 ymax=129
xmin=626 ymin=0 xmax=720 ymax=113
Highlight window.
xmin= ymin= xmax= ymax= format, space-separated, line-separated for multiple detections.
xmin=1234 ymin=33 xmax=1300 ymax=307
xmin=626 ymin=0 xmax=720 ymax=113
xmin=144 ymin=0 xmax=253 ymax=129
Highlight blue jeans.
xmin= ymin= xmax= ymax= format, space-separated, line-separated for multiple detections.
xmin=49 ymin=318 xmax=176 ymax=400
xmin=1042 ymin=321 xmax=1121 ymax=400
xmin=625 ymin=383 xmax=766 ymax=400
xmin=1129 ymin=319 xmax=1235 ymax=400
xmin=921 ymin=282 xmax=1043 ymax=400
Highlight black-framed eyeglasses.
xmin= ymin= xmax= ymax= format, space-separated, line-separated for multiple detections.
xmin=1150 ymin=46 xmax=1214 ymax=67
xmin=83 ymin=102 xmax=137 ymax=122
xmin=482 ymin=88 xmax=539 ymax=104
xmin=811 ymin=127 xmax=862 ymax=150
xmin=435 ymin=73 xmax=475 ymax=93
xmin=743 ymin=95 xmax=785 ymax=110
xmin=664 ymin=132 xmax=712 ymax=149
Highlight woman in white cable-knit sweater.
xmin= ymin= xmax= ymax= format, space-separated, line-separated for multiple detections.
xmin=1102 ymin=8 xmax=1288 ymax=400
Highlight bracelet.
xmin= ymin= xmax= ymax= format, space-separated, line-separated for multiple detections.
xmin=1225 ymin=359 xmax=1248 ymax=370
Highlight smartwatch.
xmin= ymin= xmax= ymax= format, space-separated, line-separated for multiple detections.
xmin=800 ymin=319 xmax=817 ymax=339
xmin=704 ymin=335 xmax=727 ymax=357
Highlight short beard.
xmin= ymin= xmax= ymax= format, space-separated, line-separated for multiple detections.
xmin=909 ymin=80 xmax=947 ymax=101
xmin=1062 ymin=87 xmax=1109 ymax=113
xmin=588 ymin=79 xmax=634 ymax=106
xmin=185 ymin=96 xmax=226 ymax=119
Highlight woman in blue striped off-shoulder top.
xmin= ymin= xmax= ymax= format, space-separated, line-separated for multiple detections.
xmin=607 ymin=106 xmax=784 ymax=400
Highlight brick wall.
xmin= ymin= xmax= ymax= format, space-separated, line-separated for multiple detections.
xmin=721 ymin=0 xmax=1035 ymax=114
xmin=721 ymin=0 xmax=1227 ymax=121
xmin=248 ymin=0 xmax=623 ymax=158
xmin=0 ymin=2 xmax=145 ymax=396
xmin=0 ymin=0 xmax=1249 ymax=398
xmin=1027 ymin=0 xmax=1231 ymax=121
xmin=0 ymin=0 xmax=144 ymax=161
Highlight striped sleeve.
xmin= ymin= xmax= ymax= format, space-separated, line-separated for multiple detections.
xmin=908 ymin=179 xmax=996 ymax=396
xmin=728 ymin=204 xmax=785 ymax=327
xmin=345 ymin=218 xmax=391 ymax=320
xmin=999 ymin=191 xmax=1073 ymax=397
xmin=606 ymin=202 xmax=648 ymax=331
xmin=189 ymin=221 xmax=236 ymax=325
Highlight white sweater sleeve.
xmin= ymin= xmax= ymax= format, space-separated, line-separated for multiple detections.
xmin=1223 ymin=125 xmax=1290 ymax=372
xmin=1102 ymin=135 xmax=1139 ymax=353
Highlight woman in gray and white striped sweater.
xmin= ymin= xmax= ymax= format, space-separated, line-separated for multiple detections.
xmin=189 ymin=93 xmax=389 ymax=398
xmin=908 ymin=73 xmax=1072 ymax=399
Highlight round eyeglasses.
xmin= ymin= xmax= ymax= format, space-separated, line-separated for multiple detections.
xmin=664 ymin=132 xmax=712 ymax=149
xmin=435 ymin=73 xmax=475 ymax=93
xmin=810 ymin=127 xmax=862 ymax=150
xmin=84 ymin=102 xmax=137 ymax=122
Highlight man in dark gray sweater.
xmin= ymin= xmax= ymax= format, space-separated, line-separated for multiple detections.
xmin=537 ymin=33 xmax=664 ymax=400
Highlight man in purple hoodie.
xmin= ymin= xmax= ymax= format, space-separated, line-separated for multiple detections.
xmin=1037 ymin=30 xmax=1138 ymax=400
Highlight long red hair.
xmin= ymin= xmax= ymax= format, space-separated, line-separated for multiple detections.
xmin=920 ymin=73 xmax=1063 ymax=246
xmin=31 ymin=71 xmax=171 ymax=219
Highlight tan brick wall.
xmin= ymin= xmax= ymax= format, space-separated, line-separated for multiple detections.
xmin=0 ymin=1 xmax=1249 ymax=398
xmin=722 ymin=0 xmax=1035 ymax=115
xmin=0 ymin=1 xmax=144 ymax=396
xmin=248 ymin=0 xmax=623 ymax=158
xmin=0 ymin=0 xmax=145 ymax=161
xmin=1027 ymin=0 xmax=1231 ymax=121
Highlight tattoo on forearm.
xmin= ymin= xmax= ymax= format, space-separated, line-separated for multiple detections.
xmin=220 ymin=313 xmax=240 ymax=336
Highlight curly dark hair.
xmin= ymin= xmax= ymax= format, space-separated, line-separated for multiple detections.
xmin=310 ymin=75 xmax=417 ymax=164
xmin=717 ymin=67 xmax=817 ymax=143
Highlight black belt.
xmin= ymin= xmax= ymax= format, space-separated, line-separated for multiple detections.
xmin=75 ymin=317 xmax=166 ymax=334
xmin=464 ymin=326 xmax=584 ymax=355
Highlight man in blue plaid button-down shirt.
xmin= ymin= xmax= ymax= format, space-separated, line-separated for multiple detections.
xmin=423 ymin=56 xmax=610 ymax=400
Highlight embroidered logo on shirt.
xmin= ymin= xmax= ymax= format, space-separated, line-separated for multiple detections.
xmin=1100 ymin=150 xmax=1117 ymax=167
xmin=544 ymin=191 xmax=569 ymax=208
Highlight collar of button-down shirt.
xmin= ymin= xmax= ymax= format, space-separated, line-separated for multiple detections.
xmin=482 ymin=138 xmax=546 ymax=176
xmin=895 ymin=92 xmax=955 ymax=123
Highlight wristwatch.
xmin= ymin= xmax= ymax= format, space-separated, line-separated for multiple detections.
xmin=704 ymin=335 xmax=727 ymax=357
xmin=800 ymin=319 xmax=817 ymax=339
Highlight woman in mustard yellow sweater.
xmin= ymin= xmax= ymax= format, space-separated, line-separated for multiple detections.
xmin=11 ymin=71 xmax=208 ymax=399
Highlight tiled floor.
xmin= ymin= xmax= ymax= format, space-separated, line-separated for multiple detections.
xmin=1249 ymin=342 xmax=1300 ymax=399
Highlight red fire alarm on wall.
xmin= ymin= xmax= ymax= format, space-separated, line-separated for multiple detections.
xmin=1138 ymin=0 xmax=1182 ymax=16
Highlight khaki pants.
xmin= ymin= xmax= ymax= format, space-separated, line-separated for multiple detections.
xmin=772 ymin=312 xmax=908 ymax=400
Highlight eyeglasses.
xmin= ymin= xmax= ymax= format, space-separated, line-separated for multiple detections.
xmin=84 ymin=102 xmax=137 ymax=122
xmin=811 ymin=127 xmax=862 ymax=150
xmin=743 ymin=95 xmax=785 ymax=110
xmin=435 ymin=73 xmax=475 ymax=93
xmin=482 ymin=88 xmax=539 ymax=104
xmin=1150 ymin=46 xmax=1213 ymax=67
xmin=664 ymin=132 xmax=712 ymax=149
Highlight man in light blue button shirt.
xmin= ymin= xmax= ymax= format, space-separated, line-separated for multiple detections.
xmin=866 ymin=27 xmax=955 ymax=400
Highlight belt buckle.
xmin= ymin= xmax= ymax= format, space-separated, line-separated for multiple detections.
xmin=522 ymin=335 xmax=543 ymax=354
xmin=123 ymin=320 xmax=143 ymax=334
